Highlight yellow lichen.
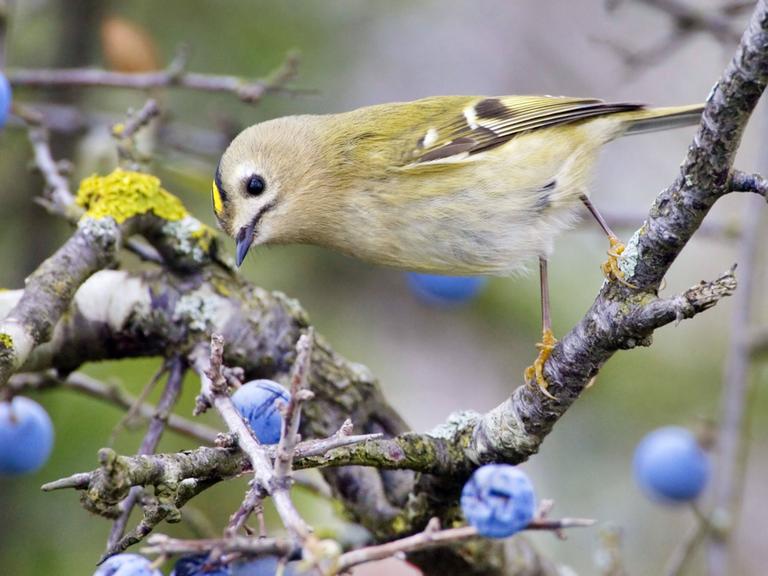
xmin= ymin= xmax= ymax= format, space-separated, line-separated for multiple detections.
xmin=0 ymin=333 xmax=12 ymax=349
xmin=76 ymin=169 xmax=188 ymax=223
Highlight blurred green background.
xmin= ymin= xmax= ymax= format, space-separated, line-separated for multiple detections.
xmin=0 ymin=1 xmax=766 ymax=574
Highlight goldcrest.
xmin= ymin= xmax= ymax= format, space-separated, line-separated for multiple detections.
xmin=212 ymin=95 xmax=701 ymax=274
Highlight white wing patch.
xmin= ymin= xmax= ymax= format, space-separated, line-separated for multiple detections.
xmin=463 ymin=105 xmax=479 ymax=129
xmin=422 ymin=128 xmax=439 ymax=147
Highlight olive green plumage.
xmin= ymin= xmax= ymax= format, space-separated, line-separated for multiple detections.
xmin=213 ymin=95 xmax=702 ymax=274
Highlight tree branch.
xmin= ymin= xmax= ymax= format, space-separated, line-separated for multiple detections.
xmin=107 ymin=358 xmax=187 ymax=555
xmin=7 ymin=50 xmax=305 ymax=104
xmin=8 ymin=370 xmax=219 ymax=444
xmin=193 ymin=335 xmax=312 ymax=542
xmin=6 ymin=3 xmax=766 ymax=573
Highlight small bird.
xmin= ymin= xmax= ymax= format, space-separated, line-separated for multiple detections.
xmin=212 ymin=95 xmax=702 ymax=396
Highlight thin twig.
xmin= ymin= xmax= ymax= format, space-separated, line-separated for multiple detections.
xmin=730 ymin=169 xmax=768 ymax=199
xmin=15 ymin=104 xmax=81 ymax=219
xmin=109 ymin=360 xmax=169 ymax=445
xmin=665 ymin=519 xmax=709 ymax=576
xmin=226 ymin=481 xmax=264 ymax=538
xmin=142 ymin=516 xmax=594 ymax=574
xmin=6 ymin=101 xmax=231 ymax=158
xmin=8 ymin=50 xmax=306 ymax=104
xmin=273 ymin=329 xmax=315 ymax=489
xmin=9 ymin=371 xmax=218 ymax=444
xmin=40 ymin=422 xmax=381 ymax=495
xmin=142 ymin=533 xmax=296 ymax=558
xmin=707 ymin=167 xmax=766 ymax=573
xmin=113 ymin=98 xmax=161 ymax=141
xmin=192 ymin=334 xmax=312 ymax=543
xmin=107 ymin=358 xmax=187 ymax=555
xmin=593 ymin=30 xmax=694 ymax=70
xmin=336 ymin=518 xmax=596 ymax=572
xmin=0 ymin=0 xmax=8 ymax=70
xmin=15 ymin=104 xmax=168 ymax=262
xmin=112 ymin=98 xmax=161 ymax=170
xmin=599 ymin=0 xmax=745 ymax=72
xmin=636 ymin=0 xmax=744 ymax=43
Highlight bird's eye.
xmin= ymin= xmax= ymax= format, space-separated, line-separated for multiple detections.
xmin=245 ymin=175 xmax=266 ymax=196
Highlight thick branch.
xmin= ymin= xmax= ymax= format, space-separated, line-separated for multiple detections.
xmin=0 ymin=217 xmax=120 ymax=386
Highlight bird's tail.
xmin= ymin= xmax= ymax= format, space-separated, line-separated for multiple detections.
xmin=619 ymin=104 xmax=704 ymax=136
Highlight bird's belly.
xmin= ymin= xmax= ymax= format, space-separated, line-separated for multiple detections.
xmin=342 ymin=185 xmax=582 ymax=276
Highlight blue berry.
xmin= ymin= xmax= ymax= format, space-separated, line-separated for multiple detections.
xmin=0 ymin=396 xmax=54 ymax=475
xmin=171 ymin=554 xmax=229 ymax=575
xmin=231 ymin=380 xmax=290 ymax=445
xmin=0 ymin=72 xmax=10 ymax=129
xmin=94 ymin=554 xmax=162 ymax=576
xmin=406 ymin=273 xmax=487 ymax=306
xmin=460 ymin=464 xmax=536 ymax=538
xmin=633 ymin=426 xmax=710 ymax=503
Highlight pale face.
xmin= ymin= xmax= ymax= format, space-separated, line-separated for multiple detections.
xmin=213 ymin=124 xmax=289 ymax=265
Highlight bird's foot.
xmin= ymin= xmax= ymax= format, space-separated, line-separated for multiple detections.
xmin=524 ymin=328 xmax=558 ymax=399
xmin=601 ymin=235 xmax=636 ymax=288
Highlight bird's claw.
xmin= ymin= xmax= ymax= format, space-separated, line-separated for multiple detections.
xmin=524 ymin=328 xmax=558 ymax=399
xmin=601 ymin=236 xmax=637 ymax=288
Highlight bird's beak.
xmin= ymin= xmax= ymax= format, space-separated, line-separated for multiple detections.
xmin=235 ymin=222 xmax=256 ymax=267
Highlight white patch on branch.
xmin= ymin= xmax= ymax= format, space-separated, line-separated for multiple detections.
xmin=74 ymin=271 xmax=151 ymax=331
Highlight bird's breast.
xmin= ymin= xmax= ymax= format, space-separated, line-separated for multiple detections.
xmin=331 ymin=179 xmax=580 ymax=276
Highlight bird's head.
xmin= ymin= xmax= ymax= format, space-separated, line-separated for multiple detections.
xmin=212 ymin=116 xmax=331 ymax=266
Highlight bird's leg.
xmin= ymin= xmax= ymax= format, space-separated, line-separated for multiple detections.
xmin=580 ymin=194 xmax=635 ymax=287
xmin=524 ymin=256 xmax=557 ymax=399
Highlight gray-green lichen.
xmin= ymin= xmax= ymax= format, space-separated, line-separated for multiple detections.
xmin=469 ymin=398 xmax=541 ymax=465
xmin=77 ymin=216 xmax=120 ymax=249
xmin=619 ymin=223 xmax=645 ymax=280
xmin=172 ymin=288 xmax=228 ymax=332
xmin=429 ymin=410 xmax=482 ymax=440
xmin=161 ymin=216 xmax=215 ymax=264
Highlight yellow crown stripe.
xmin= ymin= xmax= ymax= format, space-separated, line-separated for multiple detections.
xmin=212 ymin=180 xmax=224 ymax=215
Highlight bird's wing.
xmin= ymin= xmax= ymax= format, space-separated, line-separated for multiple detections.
xmin=403 ymin=96 xmax=642 ymax=167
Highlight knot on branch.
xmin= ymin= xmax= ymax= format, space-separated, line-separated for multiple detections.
xmin=680 ymin=266 xmax=738 ymax=313
xmin=81 ymin=448 xmax=136 ymax=518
